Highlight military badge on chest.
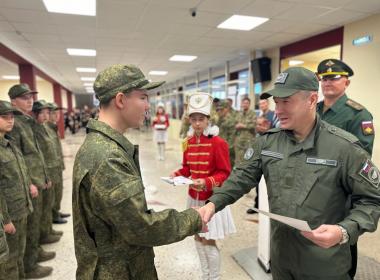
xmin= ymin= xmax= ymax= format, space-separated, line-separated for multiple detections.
xmin=359 ymin=159 xmax=380 ymax=188
xmin=244 ymin=148 xmax=254 ymax=160
xmin=361 ymin=121 xmax=374 ymax=135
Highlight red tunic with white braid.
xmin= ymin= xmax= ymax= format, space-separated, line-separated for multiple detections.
xmin=174 ymin=134 xmax=231 ymax=200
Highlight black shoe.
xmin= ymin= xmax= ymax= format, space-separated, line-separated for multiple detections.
xmin=246 ymin=208 xmax=258 ymax=214
xmin=59 ymin=212 xmax=71 ymax=218
xmin=53 ymin=217 xmax=67 ymax=224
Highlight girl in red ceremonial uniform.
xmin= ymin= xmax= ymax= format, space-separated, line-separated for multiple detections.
xmin=171 ymin=92 xmax=236 ymax=280
xmin=152 ymin=102 xmax=169 ymax=160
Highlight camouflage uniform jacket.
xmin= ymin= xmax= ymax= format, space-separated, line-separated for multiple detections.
xmin=234 ymin=109 xmax=256 ymax=146
xmin=46 ymin=123 xmax=65 ymax=170
xmin=179 ymin=113 xmax=190 ymax=138
xmin=72 ymin=119 xmax=202 ymax=280
xmin=218 ymin=112 xmax=236 ymax=148
xmin=7 ymin=114 xmax=48 ymax=189
xmin=0 ymin=135 xmax=33 ymax=223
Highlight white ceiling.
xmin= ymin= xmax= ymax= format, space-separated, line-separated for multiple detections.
xmin=0 ymin=0 xmax=379 ymax=94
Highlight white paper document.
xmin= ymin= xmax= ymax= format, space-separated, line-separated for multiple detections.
xmin=252 ymin=208 xmax=312 ymax=232
xmin=160 ymin=176 xmax=194 ymax=186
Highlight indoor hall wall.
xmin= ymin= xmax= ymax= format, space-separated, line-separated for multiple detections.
xmin=61 ymin=88 xmax=68 ymax=109
xmin=0 ymin=80 xmax=18 ymax=100
xmin=343 ymin=13 xmax=380 ymax=164
xmin=36 ymin=80 xmax=54 ymax=102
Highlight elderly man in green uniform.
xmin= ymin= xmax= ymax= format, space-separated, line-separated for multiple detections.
xmin=0 ymin=101 xmax=33 ymax=279
xmin=72 ymin=64 xmax=205 ymax=280
xmin=46 ymin=102 xmax=70 ymax=224
xmin=234 ymin=97 xmax=256 ymax=165
xmin=198 ymin=67 xmax=380 ymax=280
xmin=317 ymin=59 xmax=375 ymax=279
xmin=8 ymin=84 xmax=54 ymax=278
xmin=217 ymin=100 xmax=237 ymax=166
xmin=32 ymin=100 xmax=62 ymax=245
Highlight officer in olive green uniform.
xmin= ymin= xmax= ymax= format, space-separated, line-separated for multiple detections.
xmin=234 ymin=97 xmax=256 ymax=165
xmin=317 ymin=59 xmax=374 ymax=155
xmin=7 ymin=84 xmax=53 ymax=278
xmin=73 ymin=65 xmax=203 ymax=280
xmin=317 ymin=59 xmax=375 ymax=279
xmin=0 ymin=101 xmax=33 ymax=279
xmin=32 ymin=100 xmax=62 ymax=244
xmin=46 ymin=102 xmax=69 ymax=224
xmin=217 ymin=100 xmax=237 ymax=166
xmin=203 ymin=67 xmax=380 ymax=280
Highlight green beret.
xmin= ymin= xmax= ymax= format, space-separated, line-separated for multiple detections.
xmin=317 ymin=59 xmax=354 ymax=77
xmin=8 ymin=83 xmax=38 ymax=99
xmin=94 ymin=64 xmax=165 ymax=103
xmin=0 ymin=100 xmax=22 ymax=115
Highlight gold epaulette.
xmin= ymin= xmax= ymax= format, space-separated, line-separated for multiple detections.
xmin=346 ymin=99 xmax=364 ymax=111
xmin=182 ymin=137 xmax=189 ymax=152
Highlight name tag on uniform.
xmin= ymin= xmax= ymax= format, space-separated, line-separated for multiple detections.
xmin=261 ymin=150 xmax=284 ymax=159
xmin=306 ymin=157 xmax=337 ymax=167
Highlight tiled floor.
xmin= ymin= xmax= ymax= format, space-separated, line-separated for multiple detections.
xmin=42 ymin=128 xmax=380 ymax=280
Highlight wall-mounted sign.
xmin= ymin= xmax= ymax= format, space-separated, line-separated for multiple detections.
xmin=352 ymin=35 xmax=372 ymax=46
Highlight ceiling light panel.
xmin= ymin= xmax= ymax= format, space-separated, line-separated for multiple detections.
xmin=169 ymin=55 xmax=197 ymax=62
xmin=43 ymin=0 xmax=96 ymax=16
xmin=67 ymin=48 xmax=96 ymax=56
xmin=218 ymin=15 xmax=269 ymax=31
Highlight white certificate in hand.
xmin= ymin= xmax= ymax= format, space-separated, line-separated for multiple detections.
xmin=161 ymin=176 xmax=193 ymax=186
xmin=252 ymin=208 xmax=312 ymax=232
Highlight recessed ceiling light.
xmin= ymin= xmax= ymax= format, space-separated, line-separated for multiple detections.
xmin=2 ymin=75 xmax=20 ymax=80
xmin=217 ymin=15 xmax=268 ymax=31
xmin=67 ymin=48 xmax=96 ymax=56
xmin=169 ymin=55 xmax=197 ymax=62
xmin=289 ymin=60 xmax=304 ymax=66
xmin=42 ymin=0 xmax=96 ymax=16
xmin=76 ymin=67 xmax=96 ymax=73
xmin=83 ymin=82 xmax=93 ymax=86
xmin=149 ymin=71 xmax=168 ymax=76
xmin=81 ymin=77 xmax=96 ymax=81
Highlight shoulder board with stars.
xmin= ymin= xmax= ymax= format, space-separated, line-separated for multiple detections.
xmin=346 ymin=99 xmax=364 ymax=111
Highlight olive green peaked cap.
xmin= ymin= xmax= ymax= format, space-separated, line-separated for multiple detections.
xmin=261 ymin=67 xmax=319 ymax=99
xmin=94 ymin=64 xmax=165 ymax=103
xmin=0 ymin=100 xmax=22 ymax=115
xmin=8 ymin=83 xmax=38 ymax=99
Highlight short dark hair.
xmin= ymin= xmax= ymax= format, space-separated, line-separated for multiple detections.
xmin=242 ymin=97 xmax=251 ymax=103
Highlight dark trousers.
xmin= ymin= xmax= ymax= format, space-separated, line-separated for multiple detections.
xmin=348 ymin=244 xmax=357 ymax=279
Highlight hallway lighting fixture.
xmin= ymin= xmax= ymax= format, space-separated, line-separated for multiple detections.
xmin=149 ymin=71 xmax=168 ymax=76
xmin=289 ymin=60 xmax=304 ymax=66
xmin=67 ymin=48 xmax=96 ymax=56
xmin=76 ymin=67 xmax=97 ymax=73
xmin=2 ymin=75 xmax=19 ymax=80
xmin=81 ymin=77 xmax=96 ymax=81
xmin=43 ymin=0 xmax=96 ymax=16
xmin=217 ymin=15 xmax=268 ymax=31
xmin=169 ymin=55 xmax=197 ymax=62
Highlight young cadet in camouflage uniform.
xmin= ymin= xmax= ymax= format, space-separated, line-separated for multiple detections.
xmin=198 ymin=67 xmax=380 ymax=280
xmin=32 ymin=100 xmax=62 ymax=245
xmin=234 ymin=97 xmax=256 ymax=165
xmin=317 ymin=59 xmax=375 ymax=279
xmin=46 ymin=102 xmax=69 ymax=224
xmin=0 ymin=101 xmax=33 ymax=279
xmin=73 ymin=64 xmax=204 ymax=280
xmin=217 ymin=100 xmax=237 ymax=166
xmin=7 ymin=84 xmax=53 ymax=278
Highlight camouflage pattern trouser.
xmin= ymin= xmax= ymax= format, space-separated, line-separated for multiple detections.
xmin=40 ymin=187 xmax=54 ymax=240
xmin=52 ymin=170 xmax=63 ymax=220
xmin=23 ymin=192 xmax=43 ymax=272
xmin=0 ymin=217 xmax=27 ymax=280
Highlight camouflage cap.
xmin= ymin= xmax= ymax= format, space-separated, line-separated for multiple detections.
xmin=8 ymin=83 xmax=38 ymax=99
xmin=217 ymin=100 xmax=229 ymax=110
xmin=261 ymin=67 xmax=319 ymax=99
xmin=93 ymin=64 xmax=165 ymax=103
xmin=0 ymin=100 xmax=22 ymax=115
xmin=317 ymin=59 xmax=353 ymax=78
xmin=32 ymin=100 xmax=50 ymax=112
xmin=47 ymin=102 xmax=63 ymax=111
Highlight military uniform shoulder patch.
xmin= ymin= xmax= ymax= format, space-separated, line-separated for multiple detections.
xmin=359 ymin=159 xmax=380 ymax=189
xmin=346 ymin=99 xmax=364 ymax=111
xmin=244 ymin=148 xmax=254 ymax=160
xmin=361 ymin=121 xmax=375 ymax=135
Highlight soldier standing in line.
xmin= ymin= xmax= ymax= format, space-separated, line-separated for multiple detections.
xmin=8 ymin=84 xmax=54 ymax=279
xmin=198 ymin=67 xmax=380 ymax=280
xmin=0 ymin=101 xmax=33 ymax=279
xmin=72 ymin=64 xmax=205 ymax=279
xmin=317 ymin=59 xmax=375 ymax=279
xmin=31 ymin=100 xmax=63 ymax=247
xmin=234 ymin=97 xmax=256 ymax=165
xmin=217 ymin=100 xmax=237 ymax=167
xmin=46 ymin=102 xmax=70 ymax=224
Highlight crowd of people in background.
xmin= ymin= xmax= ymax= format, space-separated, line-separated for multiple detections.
xmin=63 ymin=105 xmax=98 ymax=135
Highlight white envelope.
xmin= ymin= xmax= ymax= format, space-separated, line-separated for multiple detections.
xmin=161 ymin=176 xmax=194 ymax=186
